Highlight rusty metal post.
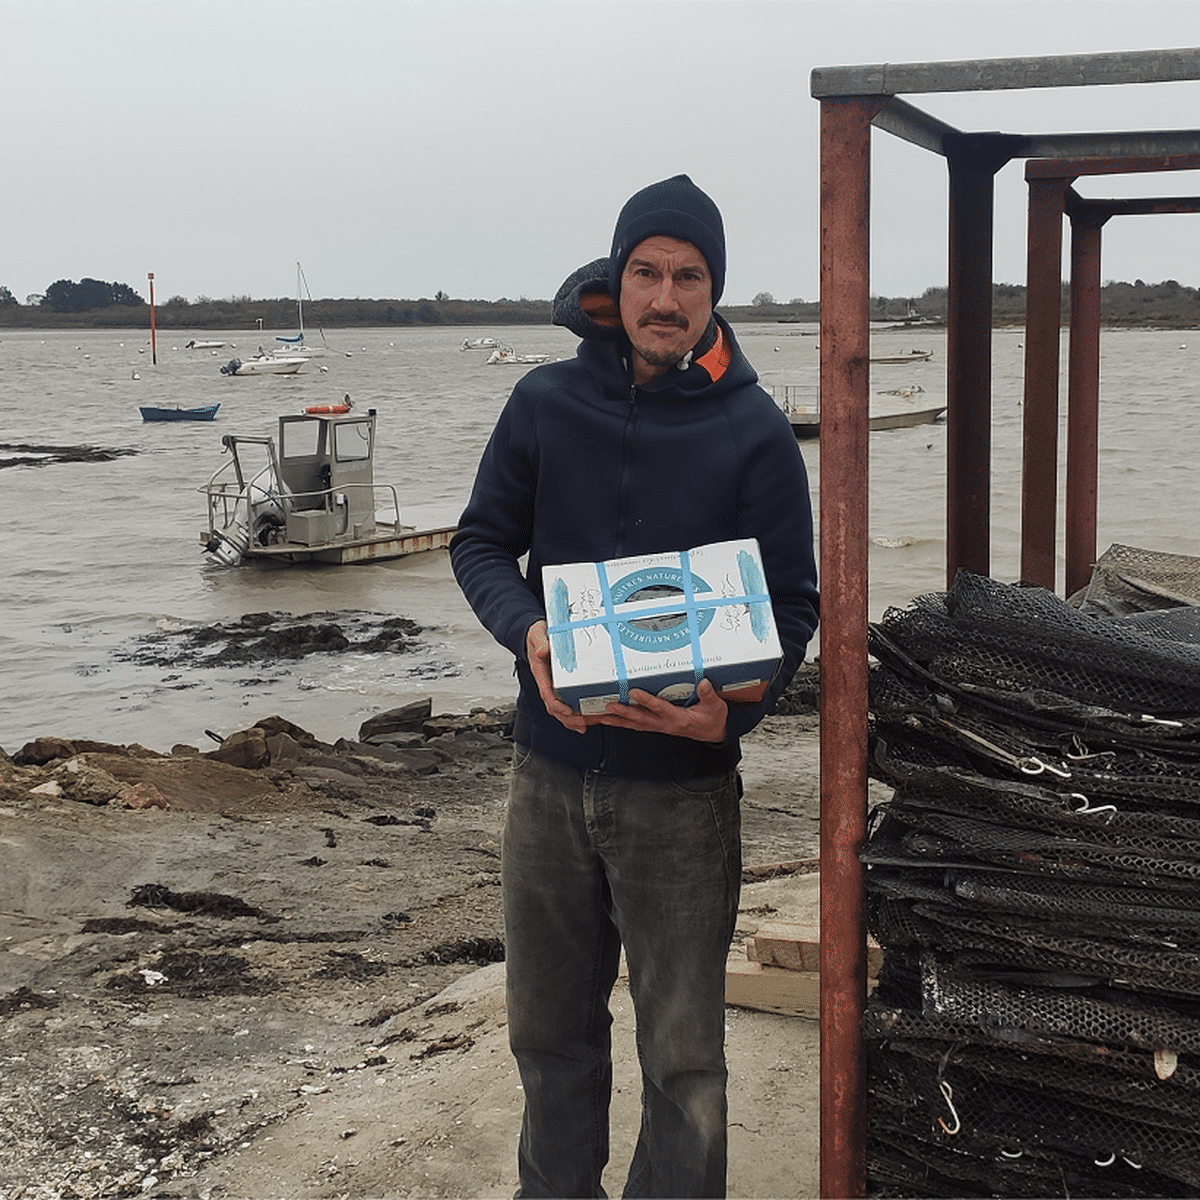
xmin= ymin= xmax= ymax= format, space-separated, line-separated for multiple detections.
xmin=1065 ymin=205 xmax=1106 ymax=597
xmin=818 ymin=92 xmax=885 ymax=1200
xmin=944 ymin=135 xmax=1019 ymax=585
xmin=1020 ymin=174 xmax=1073 ymax=589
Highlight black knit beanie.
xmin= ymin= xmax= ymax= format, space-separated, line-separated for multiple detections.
xmin=607 ymin=174 xmax=726 ymax=304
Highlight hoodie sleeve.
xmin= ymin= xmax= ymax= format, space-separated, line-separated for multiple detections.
xmin=449 ymin=385 xmax=547 ymax=662
xmin=716 ymin=394 xmax=819 ymax=743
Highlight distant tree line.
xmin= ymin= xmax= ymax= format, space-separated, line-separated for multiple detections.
xmin=3 ymin=278 xmax=1200 ymax=329
xmin=39 ymin=277 xmax=145 ymax=313
xmin=0 ymin=288 xmax=556 ymax=330
xmin=150 ymin=294 xmax=556 ymax=330
xmin=755 ymin=280 xmax=1200 ymax=328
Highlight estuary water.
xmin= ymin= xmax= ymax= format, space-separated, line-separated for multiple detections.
xmin=2 ymin=322 xmax=1198 ymax=752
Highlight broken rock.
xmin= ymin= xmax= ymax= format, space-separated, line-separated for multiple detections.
xmin=50 ymin=758 xmax=124 ymax=806
xmin=204 ymin=727 xmax=270 ymax=770
xmin=358 ymin=698 xmax=434 ymax=742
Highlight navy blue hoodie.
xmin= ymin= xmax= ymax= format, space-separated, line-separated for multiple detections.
xmin=450 ymin=259 xmax=819 ymax=779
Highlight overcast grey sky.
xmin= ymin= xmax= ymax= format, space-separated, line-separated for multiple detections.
xmin=6 ymin=0 xmax=1200 ymax=307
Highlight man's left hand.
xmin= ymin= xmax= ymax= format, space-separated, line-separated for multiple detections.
xmin=596 ymin=677 xmax=728 ymax=744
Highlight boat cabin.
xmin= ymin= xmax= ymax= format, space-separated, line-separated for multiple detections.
xmin=275 ymin=411 xmax=379 ymax=545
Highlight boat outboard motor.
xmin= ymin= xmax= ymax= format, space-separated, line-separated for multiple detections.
xmin=219 ymin=358 xmax=242 ymax=376
xmin=203 ymin=531 xmax=243 ymax=568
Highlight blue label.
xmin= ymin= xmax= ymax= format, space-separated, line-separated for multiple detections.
xmin=608 ymin=566 xmax=714 ymax=652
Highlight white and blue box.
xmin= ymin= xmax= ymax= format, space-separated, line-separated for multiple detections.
xmin=542 ymin=538 xmax=782 ymax=715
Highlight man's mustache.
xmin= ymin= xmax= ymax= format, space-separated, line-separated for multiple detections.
xmin=638 ymin=312 xmax=688 ymax=330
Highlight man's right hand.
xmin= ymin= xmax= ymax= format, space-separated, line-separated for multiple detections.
xmin=526 ymin=619 xmax=590 ymax=734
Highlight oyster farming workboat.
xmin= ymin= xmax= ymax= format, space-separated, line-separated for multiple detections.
xmin=199 ymin=404 xmax=455 ymax=565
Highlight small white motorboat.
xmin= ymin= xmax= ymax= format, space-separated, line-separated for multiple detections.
xmin=461 ymin=336 xmax=501 ymax=351
xmin=185 ymin=339 xmax=227 ymax=350
xmin=486 ymin=345 xmax=550 ymax=365
xmin=219 ymin=349 xmax=308 ymax=376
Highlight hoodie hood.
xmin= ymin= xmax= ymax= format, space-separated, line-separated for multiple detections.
xmin=551 ymin=256 xmax=745 ymax=394
xmin=552 ymin=257 xmax=623 ymax=341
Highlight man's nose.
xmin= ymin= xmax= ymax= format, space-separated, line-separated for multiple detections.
xmin=648 ymin=279 xmax=680 ymax=309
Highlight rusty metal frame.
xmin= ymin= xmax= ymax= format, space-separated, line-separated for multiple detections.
xmin=811 ymin=48 xmax=1200 ymax=1199
xmin=1021 ymin=155 xmax=1200 ymax=594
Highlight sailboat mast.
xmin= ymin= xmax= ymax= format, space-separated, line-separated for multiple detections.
xmin=296 ymin=261 xmax=304 ymax=338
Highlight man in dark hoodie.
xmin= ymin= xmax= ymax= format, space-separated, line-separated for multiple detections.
xmin=451 ymin=176 xmax=818 ymax=1198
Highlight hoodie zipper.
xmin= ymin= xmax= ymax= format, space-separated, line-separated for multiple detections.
xmin=597 ymin=381 xmax=641 ymax=773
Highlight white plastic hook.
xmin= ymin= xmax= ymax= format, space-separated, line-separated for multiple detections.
xmin=1072 ymin=794 xmax=1118 ymax=816
xmin=937 ymin=1079 xmax=961 ymax=1136
xmin=1019 ymin=756 xmax=1072 ymax=778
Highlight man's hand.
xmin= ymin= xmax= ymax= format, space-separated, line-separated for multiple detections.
xmin=526 ymin=619 xmax=590 ymax=734
xmin=527 ymin=621 xmax=729 ymax=742
xmin=596 ymin=678 xmax=728 ymax=744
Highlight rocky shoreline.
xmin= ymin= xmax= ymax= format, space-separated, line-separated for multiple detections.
xmin=1 ymin=672 xmax=822 ymax=1199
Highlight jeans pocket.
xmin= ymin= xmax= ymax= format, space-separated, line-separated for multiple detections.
xmin=510 ymin=741 xmax=534 ymax=772
xmin=667 ymin=768 xmax=739 ymax=799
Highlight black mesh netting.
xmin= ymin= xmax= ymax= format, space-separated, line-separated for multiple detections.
xmin=865 ymin=555 xmax=1200 ymax=1197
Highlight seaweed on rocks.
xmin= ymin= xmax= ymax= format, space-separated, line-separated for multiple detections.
xmin=0 ymin=442 xmax=140 ymax=470
xmin=124 ymin=610 xmax=424 ymax=669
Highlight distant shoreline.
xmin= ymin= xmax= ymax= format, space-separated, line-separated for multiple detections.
xmin=3 ymin=278 xmax=1200 ymax=331
xmin=2 ymin=308 xmax=1198 ymax=333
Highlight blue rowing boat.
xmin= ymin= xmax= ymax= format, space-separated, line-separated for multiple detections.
xmin=140 ymin=404 xmax=220 ymax=422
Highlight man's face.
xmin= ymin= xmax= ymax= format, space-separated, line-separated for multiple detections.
xmin=618 ymin=235 xmax=713 ymax=383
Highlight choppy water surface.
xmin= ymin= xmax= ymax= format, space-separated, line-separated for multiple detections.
xmin=2 ymin=323 xmax=1197 ymax=750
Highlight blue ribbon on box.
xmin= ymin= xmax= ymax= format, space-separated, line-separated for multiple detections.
xmin=546 ymin=548 xmax=771 ymax=705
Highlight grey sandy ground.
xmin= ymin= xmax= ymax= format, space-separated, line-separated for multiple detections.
xmin=196 ymin=872 xmax=822 ymax=1200
xmin=1 ymin=715 xmax=826 ymax=1199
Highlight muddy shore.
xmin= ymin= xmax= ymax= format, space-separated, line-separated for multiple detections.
xmin=1 ymin=674 xmax=831 ymax=1199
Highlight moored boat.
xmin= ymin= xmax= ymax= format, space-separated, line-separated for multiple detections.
xmin=219 ymin=352 xmax=307 ymax=376
xmin=869 ymin=348 xmax=933 ymax=364
xmin=486 ymin=344 xmax=550 ymax=365
xmin=199 ymin=401 xmax=454 ymax=566
xmin=272 ymin=262 xmax=329 ymax=357
xmin=787 ymin=404 xmax=946 ymax=439
xmin=140 ymin=404 xmax=220 ymax=422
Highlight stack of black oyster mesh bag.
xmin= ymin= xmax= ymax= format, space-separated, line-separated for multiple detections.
xmin=864 ymin=547 xmax=1200 ymax=1198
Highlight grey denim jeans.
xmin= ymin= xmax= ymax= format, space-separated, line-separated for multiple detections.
xmin=502 ymin=743 xmax=742 ymax=1199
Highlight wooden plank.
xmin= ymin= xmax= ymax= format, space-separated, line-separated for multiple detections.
xmin=747 ymin=921 xmax=883 ymax=978
xmin=726 ymin=957 xmax=880 ymax=1018
xmin=726 ymin=959 xmax=820 ymax=1019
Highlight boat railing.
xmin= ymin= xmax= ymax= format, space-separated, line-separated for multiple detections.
xmin=360 ymin=484 xmax=403 ymax=529
xmin=765 ymin=384 xmax=818 ymax=417
xmin=200 ymin=456 xmax=287 ymax=535
xmin=283 ymin=482 xmax=404 ymax=527
xmin=201 ymin=465 xmax=405 ymax=540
